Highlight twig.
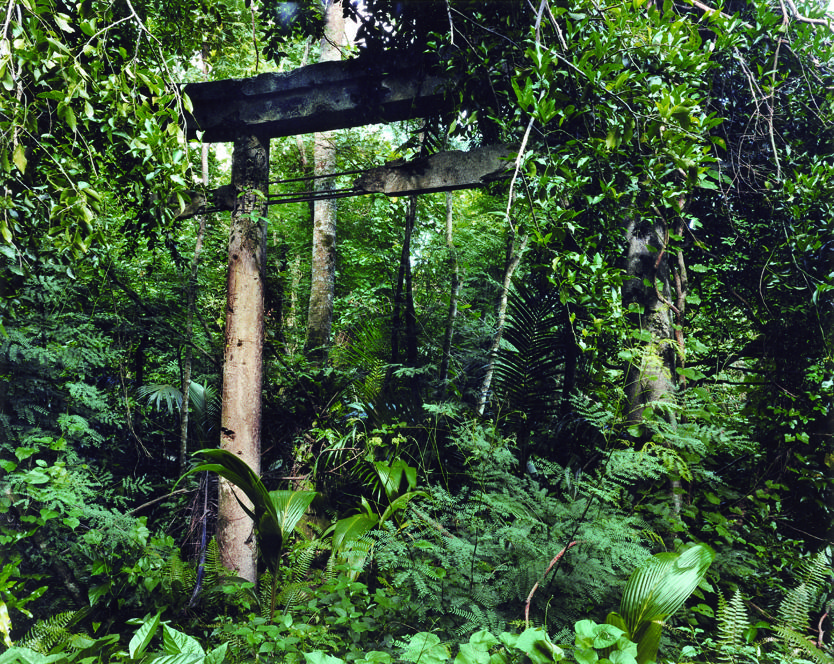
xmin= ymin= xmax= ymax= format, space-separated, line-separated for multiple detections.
xmin=119 ymin=362 xmax=151 ymax=457
xmin=817 ymin=611 xmax=828 ymax=648
xmin=784 ymin=0 xmax=833 ymax=30
xmin=128 ymin=488 xmax=191 ymax=515
xmin=524 ymin=541 xmax=579 ymax=627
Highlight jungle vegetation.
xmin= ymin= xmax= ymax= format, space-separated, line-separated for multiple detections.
xmin=0 ymin=0 xmax=833 ymax=663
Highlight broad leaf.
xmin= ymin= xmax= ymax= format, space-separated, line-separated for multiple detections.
xmin=162 ymin=624 xmax=204 ymax=656
xmin=128 ymin=612 xmax=161 ymax=660
xmin=612 ymin=543 xmax=714 ymax=664
xmin=332 ymin=513 xmax=379 ymax=551
xmin=270 ymin=490 xmax=318 ymax=540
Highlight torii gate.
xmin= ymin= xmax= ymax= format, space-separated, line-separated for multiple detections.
xmin=183 ymin=55 xmax=513 ymax=581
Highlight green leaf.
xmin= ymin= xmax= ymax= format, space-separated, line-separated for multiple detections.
xmin=303 ymin=653 xmax=347 ymax=664
xmin=616 ymin=543 xmax=714 ymax=664
xmin=153 ymin=656 xmax=204 ymax=664
xmin=87 ymin=581 xmax=111 ymax=606
xmin=455 ymin=644 xmax=491 ymax=664
xmin=12 ymin=144 xmax=26 ymax=174
xmin=162 ymin=624 xmax=204 ymax=656
xmin=128 ymin=612 xmax=161 ymax=659
xmin=332 ymin=513 xmax=378 ymax=551
xmin=356 ymin=652 xmax=393 ymax=664
xmin=270 ymin=489 xmax=317 ymax=540
xmin=0 ymin=647 xmax=67 ymax=664
xmin=380 ymin=490 xmax=429 ymax=525
xmin=0 ymin=601 xmax=11 ymax=648
xmin=205 ymin=642 xmax=228 ymax=664
xmin=54 ymin=13 xmax=75 ymax=32
xmin=401 ymin=632 xmax=451 ymax=664
xmin=513 ymin=627 xmax=564 ymax=663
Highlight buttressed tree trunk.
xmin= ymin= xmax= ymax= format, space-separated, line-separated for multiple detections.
xmin=218 ymin=131 xmax=269 ymax=583
xmin=305 ymin=0 xmax=345 ymax=365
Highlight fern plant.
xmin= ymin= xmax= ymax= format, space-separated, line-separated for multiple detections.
xmin=491 ymin=281 xmax=575 ymax=466
xmin=369 ymin=418 xmax=653 ymax=640
xmin=715 ymin=590 xmax=751 ymax=664
xmin=709 ymin=550 xmax=833 ymax=664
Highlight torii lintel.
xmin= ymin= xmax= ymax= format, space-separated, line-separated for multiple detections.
xmin=184 ymin=54 xmax=450 ymax=143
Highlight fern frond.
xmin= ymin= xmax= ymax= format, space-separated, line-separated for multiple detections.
xmin=779 ymin=582 xmax=815 ymax=630
xmin=19 ymin=609 xmax=87 ymax=654
xmin=716 ymin=590 xmax=749 ymax=664
xmin=778 ymin=551 xmax=833 ymax=633
xmin=773 ymin=624 xmax=833 ymax=664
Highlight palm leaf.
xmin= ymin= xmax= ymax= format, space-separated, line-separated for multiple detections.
xmin=137 ymin=383 xmax=182 ymax=415
xmin=181 ymin=449 xmax=282 ymax=570
xmin=331 ymin=513 xmax=379 ymax=551
xmin=491 ymin=282 xmax=572 ymax=445
xmin=608 ymin=542 xmax=714 ymax=664
xmin=269 ymin=490 xmax=318 ymax=541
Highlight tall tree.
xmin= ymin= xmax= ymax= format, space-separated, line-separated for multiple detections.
xmin=438 ymin=191 xmax=460 ymax=392
xmin=304 ymin=0 xmax=346 ymax=365
xmin=218 ymin=132 xmax=270 ymax=582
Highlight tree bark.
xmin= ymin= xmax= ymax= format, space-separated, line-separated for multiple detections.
xmin=180 ymin=136 xmax=210 ymax=475
xmin=477 ymin=232 xmax=528 ymax=416
xmin=218 ymin=131 xmax=270 ymax=583
xmin=439 ymin=191 xmax=460 ymax=392
xmin=622 ymin=216 xmax=681 ymax=513
xmin=387 ymin=196 xmax=419 ymax=390
xmin=623 ymin=217 xmax=677 ymax=423
xmin=304 ymin=0 xmax=345 ymax=366
xmin=404 ymin=195 xmax=419 ymax=368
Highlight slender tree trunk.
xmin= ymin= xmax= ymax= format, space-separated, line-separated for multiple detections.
xmin=387 ymin=196 xmax=418 ymax=391
xmin=623 ymin=217 xmax=677 ymax=420
xmin=823 ymin=244 xmax=834 ymax=544
xmin=439 ymin=191 xmax=460 ymax=392
xmin=560 ymin=305 xmax=579 ymax=418
xmin=477 ymin=232 xmax=529 ymax=416
xmin=218 ymin=131 xmax=270 ymax=583
xmin=180 ymin=91 xmax=211 ymax=474
xmin=622 ymin=215 xmax=681 ymax=513
xmin=389 ymin=221 xmax=406 ymax=374
xmin=305 ymin=0 xmax=345 ymax=366
xmin=404 ymin=195 xmax=419 ymax=367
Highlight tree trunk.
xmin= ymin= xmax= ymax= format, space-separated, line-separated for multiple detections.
xmin=304 ymin=0 xmax=345 ymax=366
xmin=439 ymin=191 xmax=460 ymax=392
xmin=404 ymin=195 xmax=419 ymax=368
xmin=389 ymin=219 xmax=406 ymax=374
xmin=218 ymin=131 xmax=270 ymax=583
xmin=180 ymin=135 xmax=210 ymax=475
xmin=622 ymin=215 xmax=681 ymax=513
xmin=387 ymin=196 xmax=419 ymax=391
xmin=477 ymin=232 xmax=528 ymax=416
xmin=623 ymin=217 xmax=677 ymax=422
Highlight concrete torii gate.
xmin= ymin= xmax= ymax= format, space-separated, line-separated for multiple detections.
xmin=183 ymin=55 xmax=513 ymax=580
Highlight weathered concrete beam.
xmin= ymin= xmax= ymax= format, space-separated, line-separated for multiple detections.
xmin=353 ymin=144 xmax=517 ymax=196
xmin=184 ymin=56 xmax=450 ymax=143
xmin=172 ymin=145 xmax=517 ymax=215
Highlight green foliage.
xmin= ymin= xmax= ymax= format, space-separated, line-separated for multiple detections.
xmin=369 ymin=420 xmax=652 ymax=640
xmin=606 ymin=543 xmax=715 ymax=664
xmin=0 ymin=0 xmax=200 ymax=256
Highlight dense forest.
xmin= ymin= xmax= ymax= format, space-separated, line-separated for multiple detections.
xmin=1 ymin=0 xmax=833 ymax=662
